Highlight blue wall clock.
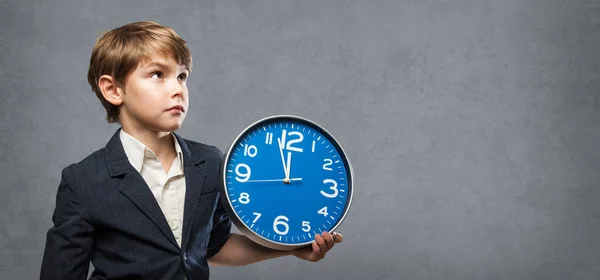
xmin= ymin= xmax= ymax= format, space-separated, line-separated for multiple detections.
xmin=220 ymin=115 xmax=354 ymax=250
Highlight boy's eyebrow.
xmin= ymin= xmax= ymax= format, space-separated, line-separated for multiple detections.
xmin=144 ymin=62 xmax=169 ymax=69
xmin=143 ymin=61 xmax=188 ymax=71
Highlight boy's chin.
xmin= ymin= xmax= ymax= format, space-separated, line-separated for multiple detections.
xmin=153 ymin=121 xmax=183 ymax=133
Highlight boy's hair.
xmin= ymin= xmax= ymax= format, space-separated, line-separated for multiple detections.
xmin=87 ymin=21 xmax=192 ymax=123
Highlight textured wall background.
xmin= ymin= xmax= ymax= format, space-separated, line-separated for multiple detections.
xmin=1 ymin=0 xmax=599 ymax=279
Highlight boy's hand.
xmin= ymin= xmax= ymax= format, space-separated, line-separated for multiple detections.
xmin=291 ymin=231 xmax=343 ymax=262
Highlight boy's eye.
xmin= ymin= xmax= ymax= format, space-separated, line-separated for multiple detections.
xmin=178 ymin=73 xmax=188 ymax=81
xmin=150 ymin=72 xmax=163 ymax=79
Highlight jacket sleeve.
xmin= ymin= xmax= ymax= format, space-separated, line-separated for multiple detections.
xmin=40 ymin=166 xmax=94 ymax=280
xmin=206 ymin=146 xmax=232 ymax=259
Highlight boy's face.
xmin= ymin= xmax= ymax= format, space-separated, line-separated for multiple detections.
xmin=119 ymin=51 xmax=190 ymax=133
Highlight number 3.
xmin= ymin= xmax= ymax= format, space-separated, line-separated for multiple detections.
xmin=321 ymin=179 xmax=338 ymax=198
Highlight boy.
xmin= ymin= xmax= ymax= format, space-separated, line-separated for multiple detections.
xmin=40 ymin=21 xmax=343 ymax=280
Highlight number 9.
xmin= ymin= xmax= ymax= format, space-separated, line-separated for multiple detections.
xmin=235 ymin=163 xmax=251 ymax=182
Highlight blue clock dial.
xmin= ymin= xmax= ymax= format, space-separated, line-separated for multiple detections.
xmin=220 ymin=115 xmax=353 ymax=250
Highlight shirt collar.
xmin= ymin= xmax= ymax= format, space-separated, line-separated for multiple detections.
xmin=119 ymin=129 xmax=184 ymax=174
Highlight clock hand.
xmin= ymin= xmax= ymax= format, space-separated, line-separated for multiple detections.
xmin=277 ymin=137 xmax=288 ymax=180
xmin=244 ymin=178 xmax=302 ymax=183
xmin=285 ymin=151 xmax=292 ymax=181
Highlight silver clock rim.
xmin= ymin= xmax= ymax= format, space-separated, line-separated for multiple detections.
xmin=219 ymin=114 xmax=354 ymax=251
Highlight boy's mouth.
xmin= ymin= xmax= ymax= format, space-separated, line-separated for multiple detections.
xmin=167 ymin=105 xmax=185 ymax=113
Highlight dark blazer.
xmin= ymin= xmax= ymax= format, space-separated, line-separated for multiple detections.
xmin=40 ymin=129 xmax=231 ymax=280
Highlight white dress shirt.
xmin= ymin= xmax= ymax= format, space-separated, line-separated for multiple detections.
xmin=120 ymin=130 xmax=186 ymax=247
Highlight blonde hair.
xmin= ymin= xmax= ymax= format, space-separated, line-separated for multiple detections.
xmin=87 ymin=21 xmax=192 ymax=123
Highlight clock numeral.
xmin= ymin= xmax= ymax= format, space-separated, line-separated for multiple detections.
xmin=281 ymin=130 xmax=304 ymax=153
xmin=265 ymin=132 xmax=273 ymax=145
xmin=273 ymin=215 xmax=289 ymax=235
xmin=323 ymin=159 xmax=333 ymax=171
xmin=244 ymin=144 xmax=258 ymax=157
xmin=320 ymin=179 xmax=339 ymax=198
xmin=239 ymin=192 xmax=250 ymax=204
xmin=302 ymin=221 xmax=311 ymax=232
xmin=312 ymin=140 xmax=316 ymax=152
xmin=235 ymin=164 xmax=251 ymax=182
xmin=318 ymin=206 xmax=329 ymax=217
xmin=252 ymin=212 xmax=261 ymax=223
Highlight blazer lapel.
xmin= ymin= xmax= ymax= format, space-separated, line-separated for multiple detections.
xmin=175 ymin=133 xmax=207 ymax=249
xmin=105 ymin=129 xmax=180 ymax=250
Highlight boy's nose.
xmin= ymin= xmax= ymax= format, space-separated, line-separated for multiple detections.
xmin=169 ymin=81 xmax=185 ymax=99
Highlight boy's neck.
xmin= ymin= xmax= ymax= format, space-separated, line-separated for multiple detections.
xmin=121 ymin=125 xmax=176 ymax=160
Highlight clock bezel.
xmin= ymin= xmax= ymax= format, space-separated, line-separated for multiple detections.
xmin=219 ymin=115 xmax=354 ymax=251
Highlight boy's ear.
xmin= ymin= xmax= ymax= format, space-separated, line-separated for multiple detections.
xmin=98 ymin=75 xmax=124 ymax=106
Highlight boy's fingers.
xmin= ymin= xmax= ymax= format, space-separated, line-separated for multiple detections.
xmin=323 ymin=232 xmax=334 ymax=250
xmin=315 ymin=234 xmax=328 ymax=258
xmin=311 ymin=240 xmax=321 ymax=256
xmin=332 ymin=232 xmax=344 ymax=243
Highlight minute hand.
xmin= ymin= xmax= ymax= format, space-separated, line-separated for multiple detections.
xmin=277 ymin=138 xmax=288 ymax=179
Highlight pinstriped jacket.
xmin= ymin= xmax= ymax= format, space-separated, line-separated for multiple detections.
xmin=41 ymin=129 xmax=231 ymax=280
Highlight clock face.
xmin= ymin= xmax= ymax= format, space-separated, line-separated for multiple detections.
xmin=220 ymin=115 xmax=353 ymax=250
